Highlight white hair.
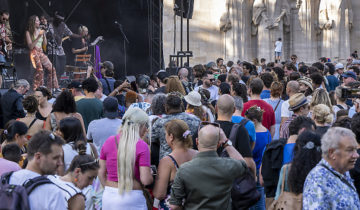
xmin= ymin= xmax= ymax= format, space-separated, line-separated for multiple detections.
xmin=321 ymin=127 xmax=355 ymax=157
xmin=233 ymin=96 xmax=243 ymax=111
xmin=117 ymin=107 xmax=149 ymax=194
xmin=14 ymin=79 xmax=29 ymax=89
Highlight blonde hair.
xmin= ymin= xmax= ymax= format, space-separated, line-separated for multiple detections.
xmin=310 ymin=89 xmax=333 ymax=113
xmin=312 ymin=104 xmax=333 ymax=124
xmin=117 ymin=107 xmax=149 ymax=194
xmin=78 ymin=25 xmax=88 ymax=34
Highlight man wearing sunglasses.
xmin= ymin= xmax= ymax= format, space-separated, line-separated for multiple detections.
xmin=194 ymin=72 xmax=219 ymax=102
xmin=169 ymin=124 xmax=247 ymax=210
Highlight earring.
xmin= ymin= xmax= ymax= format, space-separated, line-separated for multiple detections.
xmin=74 ymin=178 xmax=78 ymax=182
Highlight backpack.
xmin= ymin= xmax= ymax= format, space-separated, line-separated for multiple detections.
xmin=222 ymin=124 xmax=261 ymax=209
xmin=0 ymin=171 xmax=53 ymax=210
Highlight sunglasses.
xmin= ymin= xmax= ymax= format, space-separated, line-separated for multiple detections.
xmin=198 ymin=121 xmax=221 ymax=142
xmin=80 ymin=159 xmax=99 ymax=167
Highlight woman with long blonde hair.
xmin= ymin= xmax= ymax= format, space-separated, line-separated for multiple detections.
xmin=99 ymin=107 xmax=153 ymax=210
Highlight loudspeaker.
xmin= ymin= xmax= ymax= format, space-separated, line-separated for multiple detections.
xmin=174 ymin=0 xmax=194 ymax=19
xmin=13 ymin=48 xmax=34 ymax=84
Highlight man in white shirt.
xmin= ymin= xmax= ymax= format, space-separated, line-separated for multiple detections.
xmin=274 ymin=38 xmax=282 ymax=62
xmin=281 ymin=81 xmax=299 ymax=125
xmin=194 ymin=73 xmax=219 ymax=102
xmin=9 ymin=130 xmax=67 ymax=210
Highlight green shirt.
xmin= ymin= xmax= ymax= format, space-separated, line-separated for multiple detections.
xmin=170 ymin=151 xmax=247 ymax=209
xmin=76 ymin=98 xmax=103 ymax=132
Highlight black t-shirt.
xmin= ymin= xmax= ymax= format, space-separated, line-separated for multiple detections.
xmin=154 ymin=86 xmax=166 ymax=94
xmin=71 ymin=37 xmax=84 ymax=53
xmin=315 ymin=126 xmax=330 ymax=137
xmin=216 ymin=120 xmax=252 ymax=158
xmin=350 ymin=149 xmax=360 ymax=198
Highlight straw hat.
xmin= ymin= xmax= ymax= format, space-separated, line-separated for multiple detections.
xmin=184 ymin=91 xmax=202 ymax=107
xmin=289 ymin=93 xmax=308 ymax=111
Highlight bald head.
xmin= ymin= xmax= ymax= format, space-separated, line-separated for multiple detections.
xmin=217 ymin=94 xmax=235 ymax=117
xmin=198 ymin=125 xmax=220 ymax=150
xmin=178 ymin=68 xmax=188 ymax=80
xmin=287 ymin=81 xmax=299 ymax=96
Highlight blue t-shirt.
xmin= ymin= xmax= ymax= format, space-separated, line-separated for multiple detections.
xmin=326 ymin=75 xmax=339 ymax=91
xmin=100 ymin=77 xmax=116 ymax=95
xmin=283 ymin=143 xmax=296 ymax=165
xmin=260 ymin=90 xmax=271 ymax=99
xmin=231 ymin=116 xmax=256 ymax=142
xmin=253 ymin=130 xmax=272 ymax=169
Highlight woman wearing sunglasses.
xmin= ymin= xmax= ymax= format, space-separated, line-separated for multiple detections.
xmin=48 ymin=153 xmax=99 ymax=210
xmin=153 ymin=119 xmax=197 ymax=209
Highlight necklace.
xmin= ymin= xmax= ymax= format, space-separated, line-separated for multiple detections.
xmin=26 ymin=113 xmax=36 ymax=117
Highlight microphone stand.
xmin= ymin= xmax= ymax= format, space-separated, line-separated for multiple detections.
xmin=116 ymin=23 xmax=129 ymax=76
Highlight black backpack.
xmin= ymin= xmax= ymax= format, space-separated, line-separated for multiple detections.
xmin=0 ymin=171 xmax=53 ymax=210
xmin=222 ymin=124 xmax=261 ymax=209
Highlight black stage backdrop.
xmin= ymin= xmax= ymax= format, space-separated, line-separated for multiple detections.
xmin=1 ymin=0 xmax=162 ymax=80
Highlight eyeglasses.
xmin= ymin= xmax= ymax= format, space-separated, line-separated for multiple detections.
xmin=291 ymin=57 xmax=296 ymax=60
xmin=80 ymin=159 xmax=99 ymax=167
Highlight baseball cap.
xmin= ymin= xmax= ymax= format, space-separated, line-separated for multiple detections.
xmin=103 ymin=96 xmax=119 ymax=119
xmin=67 ymin=81 xmax=82 ymax=89
xmin=342 ymin=71 xmax=357 ymax=80
xmin=206 ymin=62 xmax=219 ymax=70
xmin=335 ymin=63 xmax=344 ymax=70
xmin=100 ymin=61 xmax=114 ymax=71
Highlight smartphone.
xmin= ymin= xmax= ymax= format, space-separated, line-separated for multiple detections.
xmin=150 ymin=165 xmax=157 ymax=175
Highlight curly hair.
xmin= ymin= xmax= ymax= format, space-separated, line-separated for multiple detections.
xmin=351 ymin=113 xmax=360 ymax=144
xmin=288 ymin=131 xmax=322 ymax=194
xmin=219 ymin=82 xmax=231 ymax=95
xmin=35 ymin=87 xmax=52 ymax=100
xmin=260 ymin=73 xmax=273 ymax=89
xmin=332 ymin=116 xmax=352 ymax=129
xmin=245 ymin=105 xmax=264 ymax=123
xmin=289 ymin=116 xmax=316 ymax=136
xmin=270 ymin=81 xmax=283 ymax=98
xmin=23 ymin=95 xmax=38 ymax=113
xmin=150 ymin=93 xmax=166 ymax=115
xmin=272 ymin=67 xmax=285 ymax=81
xmin=52 ymin=90 xmax=77 ymax=114
xmin=232 ymin=83 xmax=248 ymax=103
xmin=312 ymin=104 xmax=333 ymax=124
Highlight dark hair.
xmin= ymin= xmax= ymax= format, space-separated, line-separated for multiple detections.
xmin=218 ymin=74 xmax=227 ymax=83
xmin=53 ymin=90 xmax=77 ymax=114
xmin=289 ymin=72 xmax=300 ymax=81
xmin=198 ymin=88 xmax=215 ymax=115
xmin=288 ymin=116 xmax=316 ymax=136
xmin=232 ymin=83 xmax=248 ymax=102
xmin=245 ymin=106 xmax=263 ymax=122
xmin=332 ymin=116 xmax=352 ymax=129
xmin=59 ymin=117 xmax=86 ymax=153
xmin=67 ymin=154 xmax=99 ymax=173
xmin=249 ymin=78 xmax=264 ymax=95
xmin=288 ymin=131 xmax=322 ymax=194
xmin=227 ymin=61 xmax=234 ymax=67
xmin=227 ymin=74 xmax=239 ymax=85
xmin=260 ymin=58 xmax=266 ymax=63
xmin=308 ymin=66 xmax=319 ymax=75
xmin=2 ymin=121 xmax=28 ymax=143
xmin=272 ymin=67 xmax=285 ymax=81
xmin=285 ymin=62 xmax=297 ymax=72
xmin=349 ymin=66 xmax=360 ymax=75
xmin=312 ymin=62 xmax=324 ymax=71
xmin=325 ymin=63 xmax=335 ymax=75
xmin=243 ymin=62 xmax=253 ymax=71
xmin=23 ymin=95 xmax=38 ymax=113
xmin=260 ymin=73 xmax=274 ymax=88
xmin=2 ymin=143 xmax=22 ymax=163
xmin=219 ymin=82 xmax=231 ymax=95
xmin=165 ymin=119 xmax=192 ymax=148
xmin=82 ymin=77 xmax=98 ymax=93
xmin=193 ymin=64 xmax=206 ymax=78
xmin=0 ymin=10 xmax=9 ymax=16
xmin=216 ymin=58 xmax=223 ymax=64
xmin=35 ymin=87 xmax=52 ymax=100
xmin=27 ymin=130 xmax=65 ymax=160
xmin=165 ymin=94 xmax=183 ymax=113
xmin=310 ymin=72 xmax=324 ymax=85
xmin=319 ymin=57 xmax=327 ymax=63
xmin=298 ymin=65 xmax=309 ymax=75
xmin=351 ymin=113 xmax=360 ymax=144
xmin=105 ymin=69 xmax=114 ymax=77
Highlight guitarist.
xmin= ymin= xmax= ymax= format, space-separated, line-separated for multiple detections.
xmin=26 ymin=15 xmax=59 ymax=92
xmin=71 ymin=25 xmax=90 ymax=66
xmin=47 ymin=11 xmax=80 ymax=81
xmin=0 ymin=10 xmax=12 ymax=61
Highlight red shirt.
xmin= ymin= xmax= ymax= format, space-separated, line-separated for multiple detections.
xmin=241 ymin=100 xmax=275 ymax=131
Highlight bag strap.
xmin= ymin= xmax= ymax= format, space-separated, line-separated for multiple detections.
xmin=274 ymin=99 xmax=281 ymax=112
xmin=336 ymin=104 xmax=344 ymax=110
xmin=114 ymin=135 xmax=119 ymax=148
xmin=167 ymin=154 xmax=179 ymax=170
xmin=28 ymin=118 xmax=38 ymax=129
xmin=23 ymin=176 xmax=53 ymax=195
xmin=280 ymin=164 xmax=288 ymax=192
xmin=229 ymin=123 xmax=240 ymax=148
xmin=104 ymin=77 xmax=112 ymax=94
xmin=238 ymin=118 xmax=249 ymax=128
xmin=1 ymin=171 xmax=14 ymax=185
xmin=320 ymin=163 xmax=356 ymax=192
xmin=89 ymin=143 xmax=99 ymax=159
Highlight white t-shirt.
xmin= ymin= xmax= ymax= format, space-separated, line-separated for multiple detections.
xmin=9 ymin=169 xmax=67 ymax=210
xmin=194 ymin=85 xmax=219 ymax=102
xmin=47 ymin=175 xmax=83 ymax=202
xmin=62 ymin=143 xmax=92 ymax=171
xmin=281 ymin=100 xmax=293 ymax=118
xmin=275 ymin=41 xmax=282 ymax=52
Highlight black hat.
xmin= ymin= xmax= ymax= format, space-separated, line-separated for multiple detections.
xmin=100 ymin=61 xmax=114 ymax=71
xmin=103 ymin=96 xmax=119 ymax=119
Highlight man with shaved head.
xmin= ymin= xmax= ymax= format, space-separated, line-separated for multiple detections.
xmin=216 ymin=94 xmax=256 ymax=176
xmin=280 ymin=80 xmax=300 ymax=124
xmin=169 ymin=125 xmax=247 ymax=210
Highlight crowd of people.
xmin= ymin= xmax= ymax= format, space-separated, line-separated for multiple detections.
xmin=0 ymin=54 xmax=360 ymax=210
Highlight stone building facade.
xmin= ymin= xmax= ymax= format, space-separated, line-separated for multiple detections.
xmin=163 ymin=0 xmax=360 ymax=66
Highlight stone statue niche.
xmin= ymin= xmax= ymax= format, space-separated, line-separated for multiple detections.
xmin=318 ymin=0 xmax=353 ymax=62
xmin=252 ymin=0 xmax=291 ymax=62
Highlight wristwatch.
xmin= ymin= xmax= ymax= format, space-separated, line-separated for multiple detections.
xmin=223 ymin=139 xmax=233 ymax=148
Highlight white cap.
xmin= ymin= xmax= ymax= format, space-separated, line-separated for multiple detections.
xmin=335 ymin=63 xmax=344 ymax=69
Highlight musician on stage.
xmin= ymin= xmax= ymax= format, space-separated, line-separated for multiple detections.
xmin=0 ymin=10 xmax=12 ymax=63
xmin=47 ymin=11 xmax=80 ymax=80
xmin=25 ymin=15 xmax=59 ymax=91
xmin=71 ymin=25 xmax=90 ymax=66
